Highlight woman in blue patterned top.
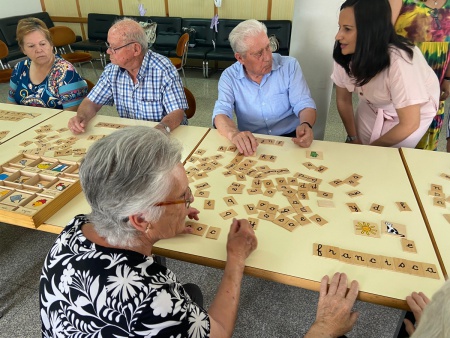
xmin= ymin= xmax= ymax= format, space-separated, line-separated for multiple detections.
xmin=7 ymin=17 xmax=87 ymax=111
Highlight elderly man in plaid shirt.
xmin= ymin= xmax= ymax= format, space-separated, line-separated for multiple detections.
xmin=68 ymin=18 xmax=187 ymax=135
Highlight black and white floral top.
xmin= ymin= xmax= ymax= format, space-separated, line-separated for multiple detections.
xmin=40 ymin=214 xmax=210 ymax=337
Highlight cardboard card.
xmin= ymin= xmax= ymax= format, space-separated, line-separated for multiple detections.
xmin=293 ymin=213 xmax=311 ymax=225
xmin=329 ymin=179 xmax=344 ymax=187
xmin=353 ymin=220 xmax=380 ymax=238
xmin=206 ymin=226 xmax=221 ymax=240
xmin=203 ymin=199 xmax=215 ymax=210
xmin=223 ymin=196 xmax=238 ymax=206
xmin=433 ymin=197 xmax=446 ymax=208
xmin=346 ymin=190 xmax=363 ymax=198
xmin=248 ymin=217 xmax=259 ymax=230
xmin=317 ymin=191 xmax=333 ymax=199
xmin=381 ymin=220 xmax=406 ymax=238
xmin=370 ymin=203 xmax=384 ymax=214
xmin=185 ymin=221 xmax=208 ymax=236
xmin=401 ymin=238 xmax=417 ymax=253
xmin=258 ymin=211 xmax=276 ymax=221
xmin=310 ymin=214 xmax=328 ymax=226
xmin=302 ymin=162 xmax=317 ymax=170
xmin=244 ymin=204 xmax=258 ymax=215
xmin=396 ymin=202 xmax=412 ymax=211
xmin=346 ymin=203 xmax=361 ymax=213
xmin=317 ymin=200 xmax=335 ymax=208
xmin=220 ymin=209 xmax=238 ymax=220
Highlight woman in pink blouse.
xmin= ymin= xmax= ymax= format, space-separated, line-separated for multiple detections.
xmin=332 ymin=0 xmax=440 ymax=148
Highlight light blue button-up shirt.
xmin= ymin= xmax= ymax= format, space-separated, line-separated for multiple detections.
xmin=212 ymin=53 xmax=316 ymax=135
xmin=88 ymin=51 xmax=188 ymax=124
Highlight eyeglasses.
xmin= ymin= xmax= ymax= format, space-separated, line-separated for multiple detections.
xmin=155 ymin=187 xmax=192 ymax=209
xmin=121 ymin=187 xmax=192 ymax=223
xmin=105 ymin=41 xmax=136 ymax=54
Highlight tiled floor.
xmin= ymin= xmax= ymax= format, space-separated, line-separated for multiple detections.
xmin=2 ymin=62 xmax=448 ymax=337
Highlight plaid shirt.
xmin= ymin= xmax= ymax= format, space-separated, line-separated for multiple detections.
xmin=88 ymin=51 xmax=188 ymax=124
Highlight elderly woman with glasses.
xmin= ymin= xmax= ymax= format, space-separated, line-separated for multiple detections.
xmin=39 ymin=126 xmax=257 ymax=337
xmin=7 ymin=17 xmax=88 ymax=110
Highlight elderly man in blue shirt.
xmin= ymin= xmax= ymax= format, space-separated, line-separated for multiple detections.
xmin=212 ymin=19 xmax=317 ymax=156
xmin=68 ymin=18 xmax=187 ymax=135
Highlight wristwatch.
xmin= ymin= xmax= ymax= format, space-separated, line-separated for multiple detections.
xmin=158 ymin=122 xmax=171 ymax=134
xmin=345 ymin=135 xmax=358 ymax=143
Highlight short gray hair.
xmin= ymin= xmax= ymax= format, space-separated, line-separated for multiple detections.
xmin=79 ymin=126 xmax=182 ymax=247
xmin=229 ymin=19 xmax=267 ymax=55
xmin=111 ymin=17 xmax=149 ymax=54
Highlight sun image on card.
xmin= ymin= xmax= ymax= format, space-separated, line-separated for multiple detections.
xmin=353 ymin=221 xmax=380 ymax=238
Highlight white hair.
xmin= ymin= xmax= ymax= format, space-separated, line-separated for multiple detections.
xmin=229 ymin=19 xmax=267 ymax=55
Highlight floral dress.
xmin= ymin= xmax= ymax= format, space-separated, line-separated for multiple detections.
xmin=8 ymin=55 xmax=87 ymax=109
xmin=394 ymin=0 xmax=450 ymax=150
xmin=40 ymin=214 xmax=211 ymax=338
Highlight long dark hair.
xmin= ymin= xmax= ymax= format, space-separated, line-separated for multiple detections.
xmin=333 ymin=0 xmax=414 ymax=86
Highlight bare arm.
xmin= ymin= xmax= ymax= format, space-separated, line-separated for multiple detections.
xmin=155 ymin=109 xmax=185 ymax=133
xmin=214 ymin=114 xmax=258 ymax=156
xmin=370 ymin=104 xmax=420 ymax=147
xmin=208 ymin=219 xmax=257 ymax=338
xmin=63 ymin=105 xmax=80 ymax=112
xmin=388 ymin=0 xmax=403 ymax=24
xmin=68 ymin=98 xmax=102 ymax=134
xmin=292 ymin=107 xmax=317 ymax=148
xmin=335 ymin=86 xmax=360 ymax=143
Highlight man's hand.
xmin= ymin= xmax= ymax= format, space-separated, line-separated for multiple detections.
xmin=305 ymin=272 xmax=359 ymax=338
xmin=404 ymin=291 xmax=430 ymax=336
xmin=226 ymin=218 xmax=257 ymax=263
xmin=230 ymin=131 xmax=258 ymax=157
xmin=68 ymin=115 xmax=89 ymax=134
xmin=292 ymin=123 xmax=314 ymax=148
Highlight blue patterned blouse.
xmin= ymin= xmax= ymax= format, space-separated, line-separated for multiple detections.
xmin=8 ymin=55 xmax=88 ymax=109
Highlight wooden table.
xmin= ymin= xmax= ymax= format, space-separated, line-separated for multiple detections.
xmin=0 ymin=103 xmax=62 ymax=145
xmin=41 ymin=129 xmax=445 ymax=309
xmin=400 ymin=147 xmax=450 ymax=279
xmin=0 ymin=112 xmax=210 ymax=231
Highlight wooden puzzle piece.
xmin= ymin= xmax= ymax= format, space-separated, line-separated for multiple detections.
xmin=346 ymin=203 xmax=361 ymax=212
xmin=396 ymin=202 xmax=412 ymax=211
xmin=220 ymin=209 xmax=238 ymax=220
xmin=353 ymin=220 xmax=380 ymax=238
xmin=185 ymin=221 xmax=208 ymax=236
xmin=401 ymin=238 xmax=417 ymax=253
xmin=206 ymin=226 xmax=221 ymax=240
xmin=381 ymin=220 xmax=406 ymax=238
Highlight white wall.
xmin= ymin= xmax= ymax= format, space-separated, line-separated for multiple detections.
xmin=0 ymin=0 xmax=43 ymax=18
xmin=290 ymin=0 xmax=343 ymax=140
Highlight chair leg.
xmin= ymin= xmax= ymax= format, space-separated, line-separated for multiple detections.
xmin=90 ymin=61 xmax=99 ymax=77
xmin=181 ymin=67 xmax=186 ymax=86
xmin=75 ymin=63 xmax=84 ymax=77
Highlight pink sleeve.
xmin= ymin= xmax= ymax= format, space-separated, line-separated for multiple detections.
xmin=331 ymin=61 xmax=354 ymax=92
xmin=388 ymin=48 xmax=433 ymax=109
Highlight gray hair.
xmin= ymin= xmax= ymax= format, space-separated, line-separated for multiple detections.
xmin=79 ymin=126 xmax=182 ymax=247
xmin=111 ymin=17 xmax=149 ymax=54
xmin=229 ymin=19 xmax=267 ymax=55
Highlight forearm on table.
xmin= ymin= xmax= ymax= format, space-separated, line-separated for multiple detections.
xmin=64 ymin=105 xmax=79 ymax=112
xmin=160 ymin=109 xmax=185 ymax=131
xmin=76 ymin=98 xmax=101 ymax=122
xmin=208 ymin=257 xmax=245 ymax=338
xmin=214 ymin=114 xmax=240 ymax=141
xmin=299 ymin=108 xmax=316 ymax=126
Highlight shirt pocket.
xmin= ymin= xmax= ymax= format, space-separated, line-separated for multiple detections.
xmin=138 ymin=91 xmax=164 ymax=120
xmin=268 ymin=91 xmax=291 ymax=118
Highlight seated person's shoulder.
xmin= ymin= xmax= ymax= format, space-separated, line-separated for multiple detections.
xmin=147 ymin=51 xmax=176 ymax=71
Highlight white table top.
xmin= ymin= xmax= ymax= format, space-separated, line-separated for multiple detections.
xmin=401 ymin=147 xmax=450 ymax=278
xmin=0 ymin=103 xmax=62 ymax=145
